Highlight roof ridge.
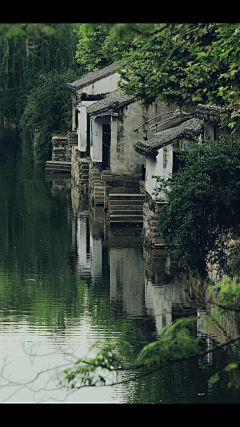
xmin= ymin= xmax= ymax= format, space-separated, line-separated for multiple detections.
xmin=66 ymin=60 xmax=126 ymax=92
xmin=134 ymin=117 xmax=204 ymax=156
xmin=86 ymin=89 xmax=135 ymax=115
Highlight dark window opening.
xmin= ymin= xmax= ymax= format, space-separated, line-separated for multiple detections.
xmin=102 ymin=124 xmax=111 ymax=170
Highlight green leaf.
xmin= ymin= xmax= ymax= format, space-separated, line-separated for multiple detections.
xmin=209 ymin=373 xmax=220 ymax=384
xmin=224 ymin=363 xmax=238 ymax=372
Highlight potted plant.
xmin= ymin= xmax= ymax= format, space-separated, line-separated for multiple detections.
xmin=154 ymin=197 xmax=168 ymax=213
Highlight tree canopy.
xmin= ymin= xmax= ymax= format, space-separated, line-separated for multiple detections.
xmin=75 ymin=23 xmax=240 ymax=131
xmin=153 ymin=136 xmax=240 ymax=280
xmin=0 ymin=23 xmax=81 ymax=159
xmin=0 ymin=23 xmax=80 ymax=123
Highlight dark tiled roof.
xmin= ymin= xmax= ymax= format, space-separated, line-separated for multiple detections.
xmin=194 ymin=103 xmax=233 ymax=123
xmin=66 ymin=61 xmax=126 ymax=92
xmin=86 ymin=89 xmax=135 ymax=115
xmin=134 ymin=117 xmax=204 ymax=156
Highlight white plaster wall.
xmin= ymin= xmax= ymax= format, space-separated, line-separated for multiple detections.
xmin=146 ymin=145 xmax=173 ymax=200
xmin=90 ymin=115 xmax=111 ymax=164
xmin=77 ymin=100 xmax=96 ymax=152
xmin=76 ymin=73 xmax=120 ymax=97
xmin=73 ymin=72 xmax=120 ymax=150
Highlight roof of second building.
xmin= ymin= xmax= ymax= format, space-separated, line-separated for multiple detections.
xmin=66 ymin=60 xmax=126 ymax=92
xmin=194 ymin=103 xmax=233 ymax=122
xmin=134 ymin=117 xmax=204 ymax=156
xmin=86 ymin=89 xmax=135 ymax=115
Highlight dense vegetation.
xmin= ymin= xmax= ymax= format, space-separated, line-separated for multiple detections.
xmin=154 ymin=136 xmax=240 ymax=280
xmin=0 ymin=23 xmax=81 ymax=159
xmin=76 ymin=23 xmax=240 ymax=130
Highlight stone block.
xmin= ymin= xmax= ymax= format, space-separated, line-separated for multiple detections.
xmin=151 ymin=237 xmax=164 ymax=245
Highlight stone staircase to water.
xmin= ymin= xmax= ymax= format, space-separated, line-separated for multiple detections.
xmin=89 ymin=170 xmax=109 ymax=205
xmin=108 ymin=193 xmax=145 ymax=226
xmin=45 ymin=161 xmax=71 ymax=174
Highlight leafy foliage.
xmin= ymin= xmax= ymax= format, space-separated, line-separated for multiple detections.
xmin=134 ymin=316 xmax=201 ymax=367
xmin=74 ymin=23 xmax=134 ymax=71
xmin=58 ymin=337 xmax=136 ymax=388
xmin=153 ymin=136 xmax=240 ymax=279
xmin=211 ymin=277 xmax=240 ymax=318
xmin=112 ymin=23 xmax=240 ymax=130
xmin=78 ymin=23 xmax=240 ymax=129
xmin=19 ymin=69 xmax=79 ymax=160
xmin=0 ymin=24 xmax=80 ymax=155
xmin=0 ymin=23 xmax=81 ymax=159
xmin=57 ymin=275 xmax=240 ymax=392
xmin=58 ymin=317 xmax=202 ymax=389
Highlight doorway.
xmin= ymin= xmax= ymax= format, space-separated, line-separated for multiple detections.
xmin=102 ymin=124 xmax=111 ymax=170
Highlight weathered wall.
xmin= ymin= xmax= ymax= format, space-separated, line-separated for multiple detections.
xmin=142 ymin=202 xmax=165 ymax=247
xmin=145 ymin=144 xmax=173 ymax=201
xmin=111 ymin=101 xmax=175 ymax=176
xmin=76 ymin=73 xmax=120 ymax=97
xmin=52 ymin=135 xmax=70 ymax=162
xmin=71 ymin=146 xmax=89 ymax=194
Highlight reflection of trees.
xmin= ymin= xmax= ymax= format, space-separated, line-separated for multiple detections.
xmin=0 ymin=131 xmax=86 ymax=332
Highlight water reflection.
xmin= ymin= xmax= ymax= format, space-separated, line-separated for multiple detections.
xmin=70 ymin=195 xmax=197 ymax=339
xmin=1 ymin=128 xmax=240 ymax=402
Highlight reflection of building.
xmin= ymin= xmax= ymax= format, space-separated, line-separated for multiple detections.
xmin=70 ymin=203 xmax=199 ymax=331
xmin=76 ymin=210 xmax=91 ymax=279
xmin=71 ymin=203 xmax=147 ymax=321
xmin=45 ymin=174 xmax=71 ymax=199
xmin=143 ymin=246 xmax=194 ymax=332
xmin=69 ymin=201 xmax=240 ymax=364
xmin=109 ymin=236 xmax=145 ymax=319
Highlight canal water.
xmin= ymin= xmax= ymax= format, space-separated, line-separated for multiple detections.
xmin=0 ymin=126 xmax=240 ymax=403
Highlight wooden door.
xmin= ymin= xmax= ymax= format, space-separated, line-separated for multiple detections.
xmin=102 ymin=124 xmax=111 ymax=170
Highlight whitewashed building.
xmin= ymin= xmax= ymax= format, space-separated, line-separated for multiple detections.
xmin=133 ymin=104 xmax=233 ymax=246
xmin=134 ymin=111 xmax=204 ymax=207
xmin=66 ymin=61 xmax=126 ymax=158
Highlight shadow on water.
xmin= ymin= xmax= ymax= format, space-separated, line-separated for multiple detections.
xmin=0 ymin=126 xmax=240 ymax=402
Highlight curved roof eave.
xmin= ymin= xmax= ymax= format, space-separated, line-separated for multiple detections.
xmin=134 ymin=117 xmax=204 ymax=156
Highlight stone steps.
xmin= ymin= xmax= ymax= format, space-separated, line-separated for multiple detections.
xmin=108 ymin=193 xmax=145 ymax=226
xmin=109 ymin=199 xmax=144 ymax=206
xmin=89 ymin=172 xmax=105 ymax=205
xmin=110 ymin=204 xmax=143 ymax=211
xmin=110 ymin=215 xmax=143 ymax=224
xmin=45 ymin=161 xmax=71 ymax=174
xmin=109 ymin=193 xmax=145 ymax=200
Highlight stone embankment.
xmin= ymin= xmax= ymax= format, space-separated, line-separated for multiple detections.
xmin=142 ymin=203 xmax=165 ymax=247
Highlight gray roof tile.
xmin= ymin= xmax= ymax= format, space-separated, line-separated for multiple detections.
xmin=86 ymin=89 xmax=135 ymax=115
xmin=134 ymin=117 xmax=204 ymax=156
xmin=194 ymin=103 xmax=233 ymax=122
xmin=66 ymin=61 xmax=126 ymax=92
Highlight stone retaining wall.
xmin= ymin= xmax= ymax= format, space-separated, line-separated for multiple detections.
xmin=52 ymin=135 xmax=70 ymax=162
xmin=142 ymin=202 xmax=164 ymax=247
xmin=71 ymin=146 xmax=90 ymax=196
